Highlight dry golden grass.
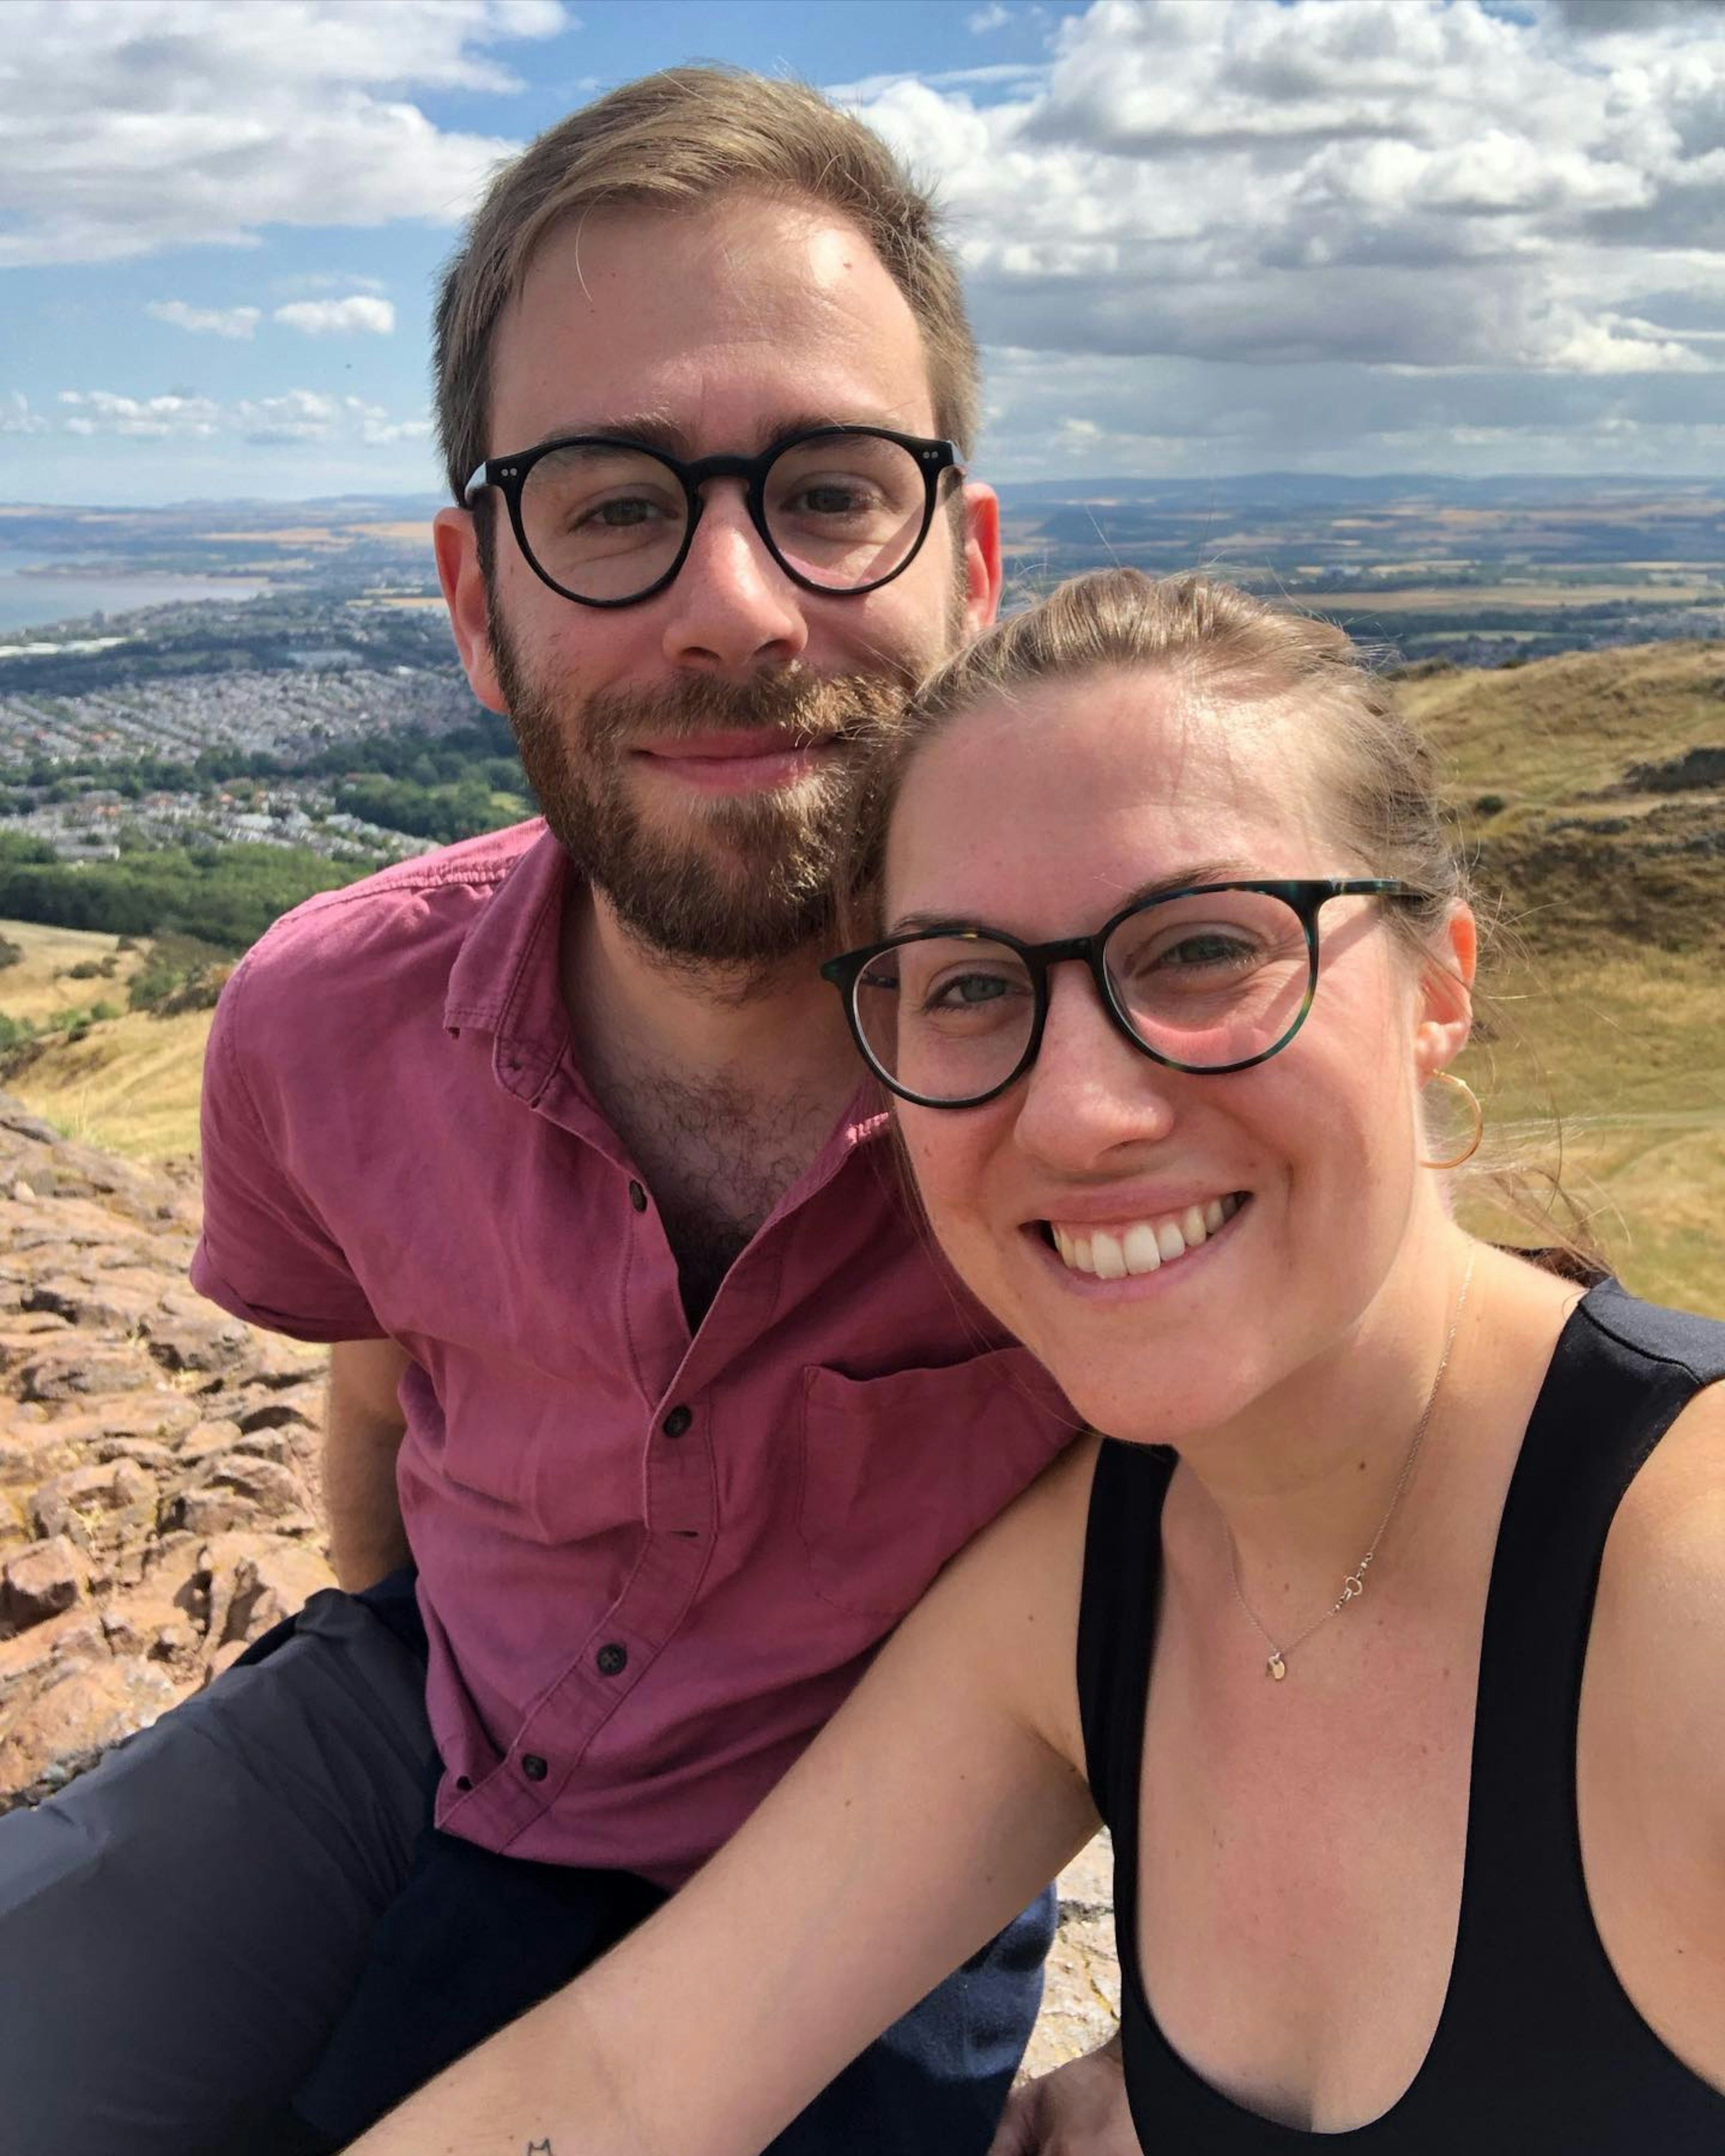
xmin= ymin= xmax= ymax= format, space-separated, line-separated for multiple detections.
xmin=0 ymin=920 xmax=141 ymax=1021
xmin=1400 ymin=638 xmax=1725 ymax=806
xmin=1458 ymin=943 xmax=1725 ymax=1319
xmin=5 ymin=1002 xmax=212 ymax=1162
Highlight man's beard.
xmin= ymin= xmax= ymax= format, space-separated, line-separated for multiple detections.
xmin=489 ymin=610 xmax=935 ymax=969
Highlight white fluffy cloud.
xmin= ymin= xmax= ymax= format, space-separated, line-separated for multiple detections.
xmin=146 ymin=300 xmax=263 ymax=340
xmin=53 ymin=385 xmax=429 ymax=450
xmin=0 ymin=0 xmax=565 ymax=267
xmin=844 ymin=0 xmax=1725 ymax=472
xmin=0 ymin=393 xmax=50 ymax=436
xmin=274 ymin=296 xmax=398 ymax=336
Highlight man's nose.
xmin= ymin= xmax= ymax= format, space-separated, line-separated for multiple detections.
xmin=657 ymin=480 xmax=809 ymax=678
xmin=1010 ymin=967 xmax=1179 ymax=1170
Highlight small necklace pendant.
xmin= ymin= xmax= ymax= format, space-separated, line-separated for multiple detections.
xmin=1267 ymin=1650 xmax=1287 ymax=1681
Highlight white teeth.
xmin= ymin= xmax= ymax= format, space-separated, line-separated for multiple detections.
xmin=1046 ymin=1193 xmax=1247 ymax=1281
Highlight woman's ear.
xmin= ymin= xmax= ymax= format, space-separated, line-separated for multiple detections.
xmin=1414 ymin=901 xmax=1477 ymax=1079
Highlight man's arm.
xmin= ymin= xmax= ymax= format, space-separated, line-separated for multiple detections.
xmin=989 ymin=2037 xmax=1135 ymax=2156
xmin=325 ymin=1336 xmax=413 ymax=1589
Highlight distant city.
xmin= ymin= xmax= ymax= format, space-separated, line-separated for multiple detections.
xmin=1 ymin=476 xmax=1721 ymax=870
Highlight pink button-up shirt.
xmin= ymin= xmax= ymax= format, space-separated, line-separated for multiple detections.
xmin=193 ymin=822 xmax=1075 ymax=1886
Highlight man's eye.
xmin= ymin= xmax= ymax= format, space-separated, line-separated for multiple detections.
xmin=785 ymin=481 xmax=879 ymax=517
xmin=581 ymin=496 xmax=666 ymax=530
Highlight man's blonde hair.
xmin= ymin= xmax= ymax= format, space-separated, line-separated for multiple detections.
xmin=434 ymin=65 xmax=980 ymax=504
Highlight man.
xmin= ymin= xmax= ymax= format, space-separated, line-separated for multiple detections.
xmin=0 ymin=67 xmax=1130 ymax=2155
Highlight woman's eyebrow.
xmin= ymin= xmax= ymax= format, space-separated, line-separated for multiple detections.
xmin=1112 ymin=861 xmax=1256 ymax=909
xmin=884 ymin=862 xmax=1255 ymax=940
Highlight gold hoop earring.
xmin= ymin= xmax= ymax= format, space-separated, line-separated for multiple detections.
xmin=1420 ymin=1070 xmax=1482 ymax=1170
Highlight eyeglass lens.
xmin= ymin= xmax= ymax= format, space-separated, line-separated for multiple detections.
xmin=517 ymin=434 xmax=933 ymax=603
xmin=851 ymin=888 xmax=1318 ymax=1102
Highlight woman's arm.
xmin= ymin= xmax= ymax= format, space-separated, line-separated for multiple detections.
xmin=343 ymin=1435 xmax=1103 ymax=2156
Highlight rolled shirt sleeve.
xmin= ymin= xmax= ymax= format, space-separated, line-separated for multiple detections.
xmin=191 ymin=952 xmax=386 ymax=1343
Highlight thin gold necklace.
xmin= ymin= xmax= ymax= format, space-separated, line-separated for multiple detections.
xmin=1220 ymin=1249 xmax=1476 ymax=1682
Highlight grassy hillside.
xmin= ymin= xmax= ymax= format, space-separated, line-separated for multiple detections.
xmin=0 ymin=919 xmax=137 ymax=1023
xmin=0 ymin=920 xmax=212 ymax=1159
xmin=2 ymin=636 xmax=1721 ymax=1312
xmin=1401 ymin=640 xmax=1724 ymax=1316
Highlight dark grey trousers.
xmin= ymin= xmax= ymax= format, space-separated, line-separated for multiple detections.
xmin=0 ymin=1589 xmax=437 ymax=2155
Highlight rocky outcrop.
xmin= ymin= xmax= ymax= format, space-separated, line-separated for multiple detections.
xmin=0 ymin=1093 xmax=333 ymax=1811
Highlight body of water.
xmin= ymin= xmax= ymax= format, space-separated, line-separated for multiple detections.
xmin=0 ymin=554 xmax=270 ymax=637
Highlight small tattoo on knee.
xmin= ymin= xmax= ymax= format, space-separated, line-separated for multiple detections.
xmin=526 ymin=2142 xmax=554 ymax=2155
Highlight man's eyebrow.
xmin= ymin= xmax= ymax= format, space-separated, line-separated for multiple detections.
xmin=884 ymin=863 xmax=1255 ymax=941
xmin=524 ymin=414 xmax=687 ymax=456
xmin=520 ymin=410 xmax=920 ymax=460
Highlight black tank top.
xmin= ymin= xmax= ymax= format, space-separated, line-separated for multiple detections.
xmin=1077 ymin=1278 xmax=1725 ymax=2152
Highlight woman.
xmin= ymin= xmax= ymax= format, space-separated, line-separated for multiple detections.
xmin=349 ymin=571 xmax=1725 ymax=2153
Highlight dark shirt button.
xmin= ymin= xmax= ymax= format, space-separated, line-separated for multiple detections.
xmin=454 ymin=1774 xmax=472 ymax=1793
xmin=661 ymin=1404 xmax=693 ymax=1439
xmin=521 ymin=1753 xmax=548 ymax=1782
xmin=628 ymin=1180 xmax=648 ymax=1213
xmin=596 ymin=1642 xmax=628 ymax=1677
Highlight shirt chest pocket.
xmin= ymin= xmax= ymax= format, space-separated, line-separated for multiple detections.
xmin=796 ymin=1347 xmax=1076 ymax=1620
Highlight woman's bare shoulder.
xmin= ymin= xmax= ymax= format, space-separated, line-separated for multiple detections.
xmin=1590 ymin=1375 xmax=1725 ymax=1798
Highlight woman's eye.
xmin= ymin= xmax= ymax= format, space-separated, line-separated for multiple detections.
xmin=1161 ymin=933 xmax=1257 ymax=968
xmin=927 ymin=972 xmax=1014 ymax=1011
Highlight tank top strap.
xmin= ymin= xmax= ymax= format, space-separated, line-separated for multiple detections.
xmin=1445 ymin=1280 xmax=1725 ymax=2034
xmin=1076 ymin=1437 xmax=1177 ymax=1839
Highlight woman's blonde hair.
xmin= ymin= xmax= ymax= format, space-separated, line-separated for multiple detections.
xmin=839 ymin=567 xmax=1603 ymax=1271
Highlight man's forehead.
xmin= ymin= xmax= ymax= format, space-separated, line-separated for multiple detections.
xmin=489 ymin=195 xmax=937 ymax=446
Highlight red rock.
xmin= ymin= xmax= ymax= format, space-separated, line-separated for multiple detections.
xmin=200 ymin=1533 xmax=336 ymax=1653
xmin=31 ymin=1458 xmax=160 ymax=1549
xmin=0 ymin=1534 xmax=85 ymax=1635
xmin=0 ymin=1606 xmax=106 ymax=1690
xmin=17 ymin=1348 xmax=157 ymax=1402
xmin=0 ymin=1657 xmax=184 ymax=1809
xmin=169 ymin=1454 xmax=315 ymax=1540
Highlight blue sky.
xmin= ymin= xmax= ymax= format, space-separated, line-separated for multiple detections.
xmin=4 ymin=0 xmax=1724 ymax=506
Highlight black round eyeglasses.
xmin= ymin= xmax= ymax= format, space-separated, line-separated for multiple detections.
xmin=462 ymin=424 xmax=961 ymax=610
xmin=820 ymin=879 xmax=1424 ymax=1109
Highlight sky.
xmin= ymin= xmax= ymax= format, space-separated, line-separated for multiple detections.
xmin=3 ymin=0 xmax=1724 ymax=506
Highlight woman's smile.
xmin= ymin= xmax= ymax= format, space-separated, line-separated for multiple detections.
xmin=1039 ymin=1190 xmax=1249 ymax=1283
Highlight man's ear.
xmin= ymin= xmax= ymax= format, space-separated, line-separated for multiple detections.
xmin=959 ymin=480 xmax=1004 ymax=632
xmin=1414 ymin=901 xmax=1477 ymax=1079
xmin=433 ymin=507 xmax=507 ymax=713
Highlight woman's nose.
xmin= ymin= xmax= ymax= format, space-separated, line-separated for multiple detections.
xmin=1008 ymin=966 xmax=1179 ymax=1168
